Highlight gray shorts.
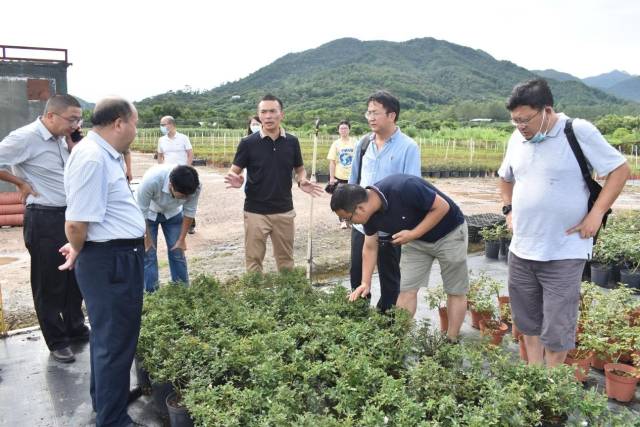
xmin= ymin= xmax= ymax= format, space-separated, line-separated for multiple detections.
xmin=400 ymin=222 xmax=469 ymax=295
xmin=508 ymin=252 xmax=585 ymax=352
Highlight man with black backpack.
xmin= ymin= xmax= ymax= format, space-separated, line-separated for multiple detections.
xmin=498 ymin=78 xmax=630 ymax=368
xmin=348 ymin=91 xmax=421 ymax=311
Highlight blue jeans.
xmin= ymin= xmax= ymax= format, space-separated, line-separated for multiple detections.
xmin=144 ymin=213 xmax=189 ymax=292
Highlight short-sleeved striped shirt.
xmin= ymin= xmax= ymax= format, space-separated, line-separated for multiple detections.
xmin=64 ymin=130 xmax=145 ymax=241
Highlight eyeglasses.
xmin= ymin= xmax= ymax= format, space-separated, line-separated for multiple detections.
xmin=364 ymin=110 xmax=387 ymax=120
xmin=510 ymin=110 xmax=541 ymax=127
xmin=53 ymin=113 xmax=82 ymax=126
xmin=343 ymin=212 xmax=354 ymax=222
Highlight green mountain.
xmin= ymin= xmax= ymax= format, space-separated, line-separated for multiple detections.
xmin=582 ymin=70 xmax=633 ymax=90
xmin=606 ymin=76 xmax=640 ymax=102
xmin=135 ymin=38 xmax=638 ymax=127
xmin=533 ymin=69 xmax=581 ymax=82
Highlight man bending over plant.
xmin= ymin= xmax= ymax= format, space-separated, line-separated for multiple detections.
xmin=331 ymin=174 xmax=469 ymax=341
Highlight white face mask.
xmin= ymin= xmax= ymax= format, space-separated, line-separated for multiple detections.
xmin=250 ymin=124 xmax=261 ymax=134
xmin=160 ymin=125 xmax=169 ymax=135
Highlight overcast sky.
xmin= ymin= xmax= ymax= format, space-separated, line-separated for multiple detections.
xmin=2 ymin=0 xmax=638 ymax=102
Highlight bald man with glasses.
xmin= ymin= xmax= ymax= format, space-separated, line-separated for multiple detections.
xmin=0 ymin=94 xmax=88 ymax=363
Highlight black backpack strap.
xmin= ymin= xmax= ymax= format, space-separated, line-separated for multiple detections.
xmin=564 ymin=119 xmax=593 ymax=185
xmin=564 ymin=119 xmax=612 ymax=228
xmin=356 ymin=133 xmax=372 ymax=185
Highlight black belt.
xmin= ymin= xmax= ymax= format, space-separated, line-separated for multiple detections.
xmin=26 ymin=204 xmax=66 ymax=211
xmin=85 ymin=238 xmax=144 ymax=247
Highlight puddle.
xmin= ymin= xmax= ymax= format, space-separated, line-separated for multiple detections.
xmin=0 ymin=257 xmax=18 ymax=266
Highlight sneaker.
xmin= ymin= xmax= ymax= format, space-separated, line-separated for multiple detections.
xmin=51 ymin=347 xmax=75 ymax=363
xmin=188 ymin=225 xmax=196 ymax=234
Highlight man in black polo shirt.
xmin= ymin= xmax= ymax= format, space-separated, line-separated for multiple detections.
xmin=225 ymin=94 xmax=323 ymax=272
xmin=331 ymin=174 xmax=469 ymax=340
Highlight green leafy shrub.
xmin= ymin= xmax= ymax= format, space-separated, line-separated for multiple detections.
xmin=138 ymin=269 xmax=635 ymax=425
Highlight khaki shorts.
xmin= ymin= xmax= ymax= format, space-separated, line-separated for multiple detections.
xmin=400 ymin=222 xmax=469 ymax=295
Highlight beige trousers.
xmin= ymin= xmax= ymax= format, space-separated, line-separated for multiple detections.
xmin=243 ymin=209 xmax=296 ymax=273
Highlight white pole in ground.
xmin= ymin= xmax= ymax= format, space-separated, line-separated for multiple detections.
xmin=306 ymin=119 xmax=320 ymax=282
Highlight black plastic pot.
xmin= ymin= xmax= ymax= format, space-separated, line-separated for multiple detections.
xmin=620 ymin=269 xmax=640 ymax=290
xmin=485 ymin=240 xmax=500 ymax=259
xmin=590 ymin=263 xmax=611 ymax=288
xmin=134 ymin=356 xmax=152 ymax=395
xmin=440 ymin=170 xmax=450 ymax=178
xmin=151 ymin=381 xmax=174 ymax=419
xmin=166 ymin=391 xmax=194 ymax=427
xmin=610 ymin=264 xmax=621 ymax=283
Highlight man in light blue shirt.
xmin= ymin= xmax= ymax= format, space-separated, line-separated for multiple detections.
xmin=59 ymin=97 xmax=145 ymax=426
xmin=136 ymin=164 xmax=201 ymax=292
xmin=348 ymin=91 xmax=421 ymax=311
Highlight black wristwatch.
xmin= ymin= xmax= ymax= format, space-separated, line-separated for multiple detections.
xmin=502 ymin=204 xmax=512 ymax=215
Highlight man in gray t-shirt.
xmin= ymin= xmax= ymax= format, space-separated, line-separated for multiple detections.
xmin=0 ymin=94 xmax=87 ymax=364
xmin=498 ymin=79 xmax=629 ymax=368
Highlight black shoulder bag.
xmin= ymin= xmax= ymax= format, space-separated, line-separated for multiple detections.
xmin=564 ymin=119 xmax=612 ymax=233
xmin=356 ymin=134 xmax=372 ymax=185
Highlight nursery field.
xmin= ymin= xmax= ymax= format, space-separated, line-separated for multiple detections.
xmin=130 ymin=127 xmax=640 ymax=176
xmin=3 ymin=151 xmax=640 ymax=332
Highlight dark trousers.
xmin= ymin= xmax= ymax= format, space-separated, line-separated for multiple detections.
xmin=350 ymin=229 xmax=401 ymax=311
xmin=23 ymin=206 xmax=86 ymax=351
xmin=75 ymin=239 xmax=144 ymax=427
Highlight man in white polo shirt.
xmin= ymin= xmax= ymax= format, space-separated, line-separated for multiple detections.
xmin=499 ymin=79 xmax=629 ymax=368
xmin=157 ymin=116 xmax=193 ymax=166
xmin=59 ymin=97 xmax=145 ymax=426
xmin=158 ymin=116 xmax=195 ymax=233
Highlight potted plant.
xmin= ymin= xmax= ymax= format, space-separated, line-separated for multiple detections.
xmin=479 ymin=314 xmax=508 ymax=345
xmin=479 ymin=225 xmax=501 ymax=259
xmin=590 ymin=229 xmax=625 ymax=288
xmin=620 ymin=237 xmax=640 ymax=290
xmin=603 ymin=363 xmax=639 ymax=402
xmin=425 ymin=286 xmax=448 ymax=333
xmin=499 ymin=299 xmax=512 ymax=326
xmin=468 ymin=273 xmax=501 ymax=329
xmin=496 ymin=223 xmax=512 ymax=261
xmin=470 ymin=289 xmax=496 ymax=330
xmin=579 ymin=285 xmax=640 ymax=370
xmin=564 ymin=344 xmax=593 ymax=383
